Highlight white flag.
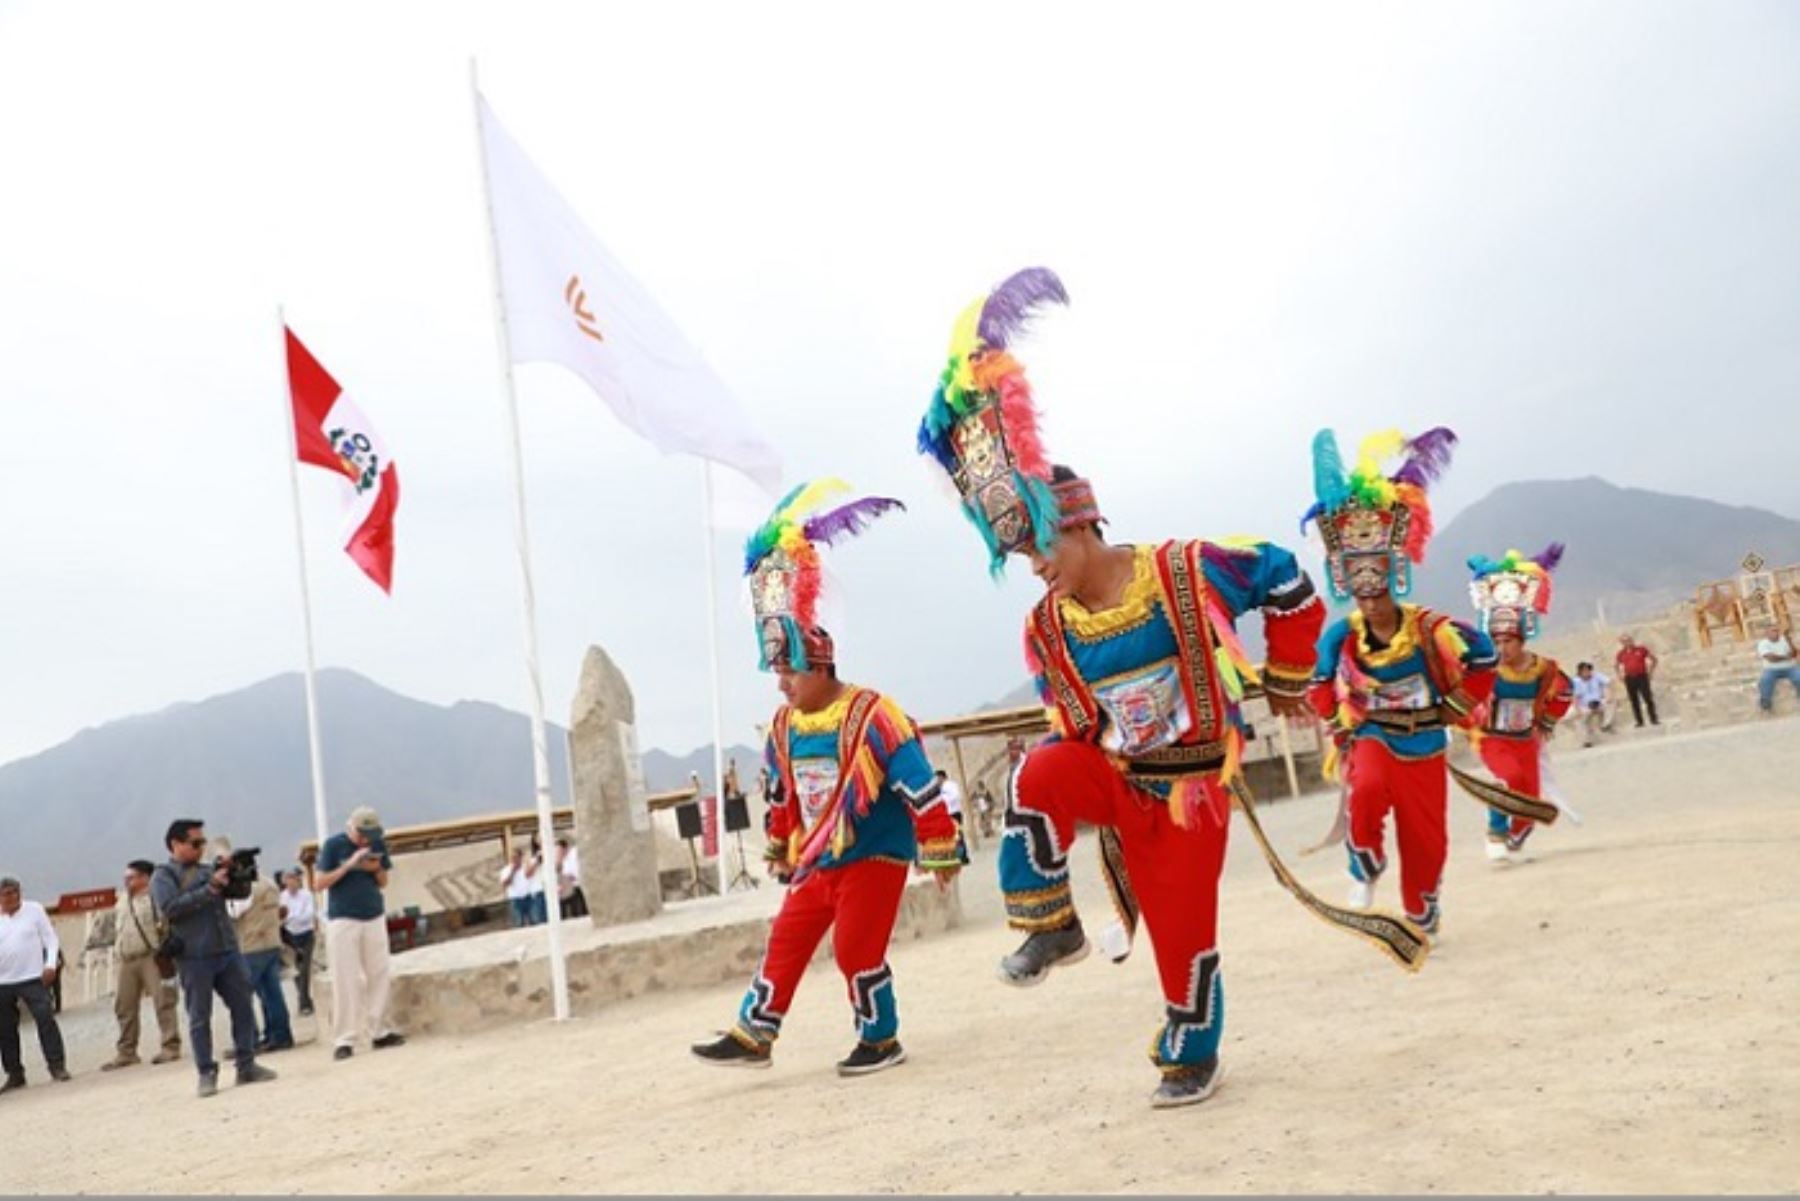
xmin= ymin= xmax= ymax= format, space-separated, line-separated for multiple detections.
xmin=476 ymin=94 xmax=782 ymax=498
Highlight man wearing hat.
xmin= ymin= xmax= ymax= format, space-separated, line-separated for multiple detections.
xmin=917 ymin=270 xmax=1330 ymax=1109
xmin=312 ymin=807 xmax=406 ymax=1061
xmin=691 ymin=481 xmax=962 ymax=1077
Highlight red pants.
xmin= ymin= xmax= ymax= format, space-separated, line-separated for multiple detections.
xmin=732 ymin=858 xmax=908 ymax=1048
xmin=1007 ymin=740 xmax=1227 ymax=1068
xmin=1478 ymin=737 xmax=1539 ymax=845
xmin=1346 ymin=738 xmax=1447 ymax=930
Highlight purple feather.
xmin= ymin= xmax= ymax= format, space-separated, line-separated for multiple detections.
xmin=1391 ymin=427 xmax=1458 ymax=488
xmin=803 ymin=497 xmax=906 ymax=547
xmin=977 ymin=267 xmax=1069 ymax=350
xmin=1200 ymin=541 xmax=1252 ymax=591
xmin=1532 ymin=542 xmax=1565 ymax=572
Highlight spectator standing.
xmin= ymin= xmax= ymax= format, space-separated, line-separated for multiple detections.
xmin=279 ymin=870 xmax=318 ymax=1016
xmin=1757 ymin=621 xmax=1800 ymax=713
xmin=0 ymin=876 xmax=69 ymax=1092
xmin=556 ymin=839 xmax=588 ymax=919
xmin=499 ymin=848 xmax=533 ymax=927
xmin=149 ymin=820 xmax=276 ymax=1098
xmin=103 ymin=860 xmax=182 ymax=1070
xmin=313 ymin=807 xmax=406 ymax=1061
xmin=527 ymin=838 xmax=548 ymax=926
xmin=935 ymin=771 xmax=972 ymax=864
xmin=229 ymin=873 xmax=294 ymax=1053
xmin=1614 ymin=634 xmax=1661 ymax=727
xmin=972 ymin=781 xmax=997 ymax=839
xmin=1569 ymin=662 xmax=1615 ymax=747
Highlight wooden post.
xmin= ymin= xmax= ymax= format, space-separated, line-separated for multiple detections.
xmin=1276 ymin=715 xmax=1301 ymax=799
xmin=949 ymin=735 xmax=979 ymax=851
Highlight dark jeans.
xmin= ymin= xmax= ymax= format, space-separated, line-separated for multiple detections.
xmin=509 ymin=897 xmax=534 ymax=927
xmin=561 ymin=888 xmax=589 ymax=919
xmin=178 ymin=952 xmax=259 ymax=1077
xmin=289 ymin=930 xmax=316 ymax=1011
xmin=0 ymin=979 xmax=66 ymax=1080
xmin=530 ymin=893 xmax=547 ymax=925
xmin=1624 ymin=674 xmax=1659 ymax=725
xmin=243 ymin=949 xmax=293 ymax=1047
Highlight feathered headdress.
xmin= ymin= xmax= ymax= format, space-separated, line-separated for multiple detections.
xmin=1301 ymin=427 xmax=1457 ymax=601
xmin=1468 ymin=543 xmax=1564 ymax=640
xmin=743 ymin=479 xmax=904 ymax=671
xmin=918 ymin=267 xmax=1092 ymax=575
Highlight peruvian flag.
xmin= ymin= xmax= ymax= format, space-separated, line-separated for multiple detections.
xmin=284 ymin=327 xmax=400 ymax=592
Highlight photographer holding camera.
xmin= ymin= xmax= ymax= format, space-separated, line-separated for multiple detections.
xmin=150 ymin=819 xmax=278 ymax=1098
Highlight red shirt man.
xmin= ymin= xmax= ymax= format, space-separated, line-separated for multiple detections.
xmin=1614 ymin=635 xmax=1660 ymax=726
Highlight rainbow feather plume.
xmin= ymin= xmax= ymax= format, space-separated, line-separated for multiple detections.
xmin=802 ymin=496 xmax=905 ymax=547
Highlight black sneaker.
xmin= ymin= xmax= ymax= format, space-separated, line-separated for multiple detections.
xmin=997 ymin=921 xmax=1089 ymax=987
xmin=372 ymin=1033 xmax=407 ymax=1050
xmin=0 ymin=1075 xmax=25 ymax=1096
xmin=333 ymin=1046 xmax=354 ymax=1062
xmin=48 ymin=1065 xmax=71 ymax=1083
xmin=690 ymin=1032 xmax=772 ymax=1069
xmin=196 ymin=1070 xmax=219 ymax=1099
xmin=836 ymin=1040 xmax=906 ymax=1077
xmin=1151 ymin=1058 xmax=1224 ymax=1109
xmin=236 ymin=1063 xmax=277 ymax=1087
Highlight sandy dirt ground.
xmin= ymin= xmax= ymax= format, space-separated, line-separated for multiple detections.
xmin=3 ymin=721 xmax=1797 ymax=1195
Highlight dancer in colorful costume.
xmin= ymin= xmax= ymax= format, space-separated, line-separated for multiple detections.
xmin=1466 ymin=545 xmax=1576 ymax=862
xmin=690 ymin=481 xmax=963 ymax=1076
xmin=1304 ymin=428 xmax=1498 ymax=939
xmin=918 ymin=267 xmax=1346 ymax=1109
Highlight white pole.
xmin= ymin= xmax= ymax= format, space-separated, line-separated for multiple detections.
xmin=471 ymin=61 xmax=570 ymax=1021
xmin=279 ymin=306 xmax=332 ymax=855
xmin=702 ymin=462 xmax=731 ymax=898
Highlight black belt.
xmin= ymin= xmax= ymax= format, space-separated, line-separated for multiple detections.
xmin=1363 ymin=706 xmax=1444 ymax=734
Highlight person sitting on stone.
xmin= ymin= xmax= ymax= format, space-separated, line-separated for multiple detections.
xmin=1756 ymin=621 xmax=1800 ymax=714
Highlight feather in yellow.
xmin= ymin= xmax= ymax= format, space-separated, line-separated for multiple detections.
xmin=1355 ymin=429 xmax=1407 ymax=479
xmin=777 ymin=477 xmax=851 ymax=525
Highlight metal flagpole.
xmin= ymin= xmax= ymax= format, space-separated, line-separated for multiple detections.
xmin=278 ymin=305 xmax=333 ymax=856
xmin=702 ymin=461 xmax=731 ymax=898
xmin=471 ymin=60 xmax=570 ymax=1021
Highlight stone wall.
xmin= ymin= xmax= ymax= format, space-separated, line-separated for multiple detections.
xmin=385 ymin=875 xmax=964 ymax=1037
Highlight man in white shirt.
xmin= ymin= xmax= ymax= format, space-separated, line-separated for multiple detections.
xmin=0 ymin=876 xmax=70 ymax=1091
xmin=279 ymin=870 xmax=318 ymax=1017
xmin=1569 ymin=662 xmax=1615 ymax=747
xmin=555 ymin=839 xmax=588 ymax=919
xmin=1757 ymin=623 xmax=1800 ymax=714
xmin=499 ymin=849 xmax=534 ymax=927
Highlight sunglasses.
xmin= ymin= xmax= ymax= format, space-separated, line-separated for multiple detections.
xmin=187 ymin=837 xmax=208 ymax=848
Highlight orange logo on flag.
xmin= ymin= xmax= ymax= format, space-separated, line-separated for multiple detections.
xmin=564 ymin=275 xmax=604 ymax=342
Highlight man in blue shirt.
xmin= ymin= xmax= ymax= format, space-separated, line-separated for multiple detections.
xmin=313 ymin=806 xmax=406 ymax=1062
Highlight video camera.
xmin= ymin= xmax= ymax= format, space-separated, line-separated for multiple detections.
xmin=216 ymin=845 xmax=262 ymax=901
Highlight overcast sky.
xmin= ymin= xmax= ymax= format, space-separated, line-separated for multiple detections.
xmin=2 ymin=0 xmax=1797 ymax=775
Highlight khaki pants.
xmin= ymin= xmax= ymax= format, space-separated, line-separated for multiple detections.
xmin=327 ymin=917 xmax=394 ymax=1049
xmin=114 ymin=955 xmax=181 ymax=1059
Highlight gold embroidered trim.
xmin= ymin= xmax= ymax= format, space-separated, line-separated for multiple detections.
xmin=1057 ymin=545 xmax=1161 ymax=641
xmin=789 ymin=692 xmax=853 ymax=734
xmin=1350 ymin=604 xmax=1427 ymax=669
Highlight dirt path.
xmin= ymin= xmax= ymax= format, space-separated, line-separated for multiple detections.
xmin=4 ymin=723 xmax=1796 ymax=1194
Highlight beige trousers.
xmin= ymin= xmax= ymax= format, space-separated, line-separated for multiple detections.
xmin=327 ymin=917 xmax=394 ymax=1049
xmin=114 ymin=955 xmax=181 ymax=1058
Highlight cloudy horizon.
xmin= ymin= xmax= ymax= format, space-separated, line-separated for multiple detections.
xmin=3 ymin=0 xmax=1797 ymax=777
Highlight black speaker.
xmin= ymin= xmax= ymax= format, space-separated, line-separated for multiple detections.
xmin=675 ymin=801 xmax=704 ymax=841
xmin=724 ymin=794 xmax=751 ymax=833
